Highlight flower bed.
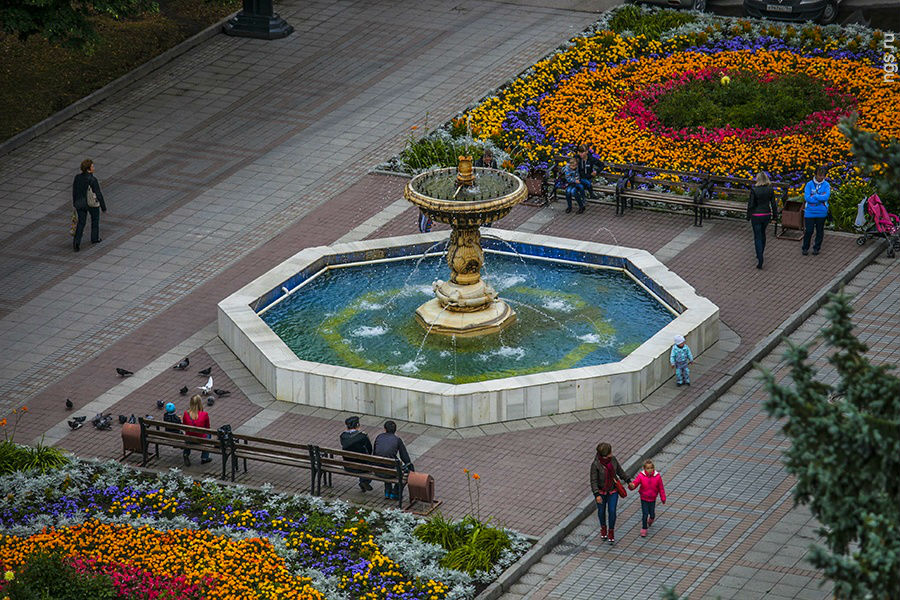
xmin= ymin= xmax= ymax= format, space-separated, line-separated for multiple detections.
xmin=383 ymin=6 xmax=899 ymax=219
xmin=0 ymin=459 xmax=530 ymax=599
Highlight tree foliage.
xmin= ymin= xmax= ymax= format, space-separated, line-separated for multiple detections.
xmin=0 ymin=0 xmax=158 ymax=51
xmin=761 ymin=293 xmax=900 ymax=599
xmin=839 ymin=114 xmax=900 ymax=202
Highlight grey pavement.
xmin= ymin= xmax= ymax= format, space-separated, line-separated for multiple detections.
xmin=0 ymin=0 xmax=600 ymax=412
xmin=497 ymin=256 xmax=900 ymax=600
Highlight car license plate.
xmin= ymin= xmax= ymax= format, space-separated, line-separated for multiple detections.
xmin=766 ymin=4 xmax=793 ymax=12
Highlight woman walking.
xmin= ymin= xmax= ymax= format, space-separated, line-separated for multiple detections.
xmin=590 ymin=442 xmax=630 ymax=543
xmin=747 ymin=172 xmax=778 ymax=269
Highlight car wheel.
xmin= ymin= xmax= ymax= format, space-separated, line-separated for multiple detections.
xmin=819 ymin=0 xmax=838 ymax=23
xmin=692 ymin=0 xmax=707 ymax=10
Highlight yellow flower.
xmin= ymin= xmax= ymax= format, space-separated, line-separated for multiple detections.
xmin=3 ymin=570 xmax=13 ymax=581
xmin=720 ymin=75 xmax=731 ymax=85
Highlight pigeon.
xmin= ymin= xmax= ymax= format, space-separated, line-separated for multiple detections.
xmin=198 ymin=367 xmax=212 ymax=376
xmin=65 ymin=398 xmax=73 ymax=410
xmin=213 ymin=389 xmax=230 ymax=397
xmin=206 ymin=396 xmax=215 ymax=407
xmin=179 ymin=385 xmax=189 ymax=396
xmin=198 ymin=376 xmax=213 ymax=396
xmin=71 ymin=415 xmax=87 ymax=423
xmin=116 ymin=368 xmax=134 ymax=377
xmin=127 ymin=414 xmax=137 ymax=424
xmin=67 ymin=419 xmax=83 ymax=430
xmin=92 ymin=413 xmax=112 ymax=430
xmin=156 ymin=400 xmax=165 ymax=409
xmin=118 ymin=415 xmax=128 ymax=424
xmin=172 ymin=357 xmax=190 ymax=370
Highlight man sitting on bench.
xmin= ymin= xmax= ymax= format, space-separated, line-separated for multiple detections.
xmin=340 ymin=416 xmax=373 ymax=492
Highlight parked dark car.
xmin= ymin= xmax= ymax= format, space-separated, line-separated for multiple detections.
xmin=743 ymin=0 xmax=840 ymax=24
xmin=630 ymin=0 xmax=709 ymax=11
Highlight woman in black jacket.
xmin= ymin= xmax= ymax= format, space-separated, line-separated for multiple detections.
xmin=72 ymin=159 xmax=107 ymax=251
xmin=590 ymin=442 xmax=630 ymax=544
xmin=747 ymin=172 xmax=778 ymax=269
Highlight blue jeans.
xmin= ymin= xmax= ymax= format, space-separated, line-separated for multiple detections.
xmin=565 ymin=184 xmax=584 ymax=210
xmin=750 ymin=215 xmax=770 ymax=265
xmin=675 ymin=365 xmax=690 ymax=384
xmin=580 ymin=178 xmax=594 ymax=198
xmin=183 ymin=434 xmax=211 ymax=461
xmin=802 ymin=216 xmax=826 ymax=253
xmin=641 ymin=499 xmax=656 ymax=528
xmin=596 ymin=492 xmax=619 ymax=528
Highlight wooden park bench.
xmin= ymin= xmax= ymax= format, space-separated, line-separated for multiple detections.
xmin=549 ymin=162 xmax=791 ymax=230
xmin=311 ymin=445 xmax=409 ymax=509
xmin=224 ymin=431 xmax=315 ymax=491
xmin=137 ymin=416 xmax=227 ymax=476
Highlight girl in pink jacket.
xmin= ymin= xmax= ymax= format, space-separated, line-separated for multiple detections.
xmin=628 ymin=459 xmax=667 ymax=537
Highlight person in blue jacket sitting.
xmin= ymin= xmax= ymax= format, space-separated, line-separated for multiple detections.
xmin=802 ymin=166 xmax=831 ymax=256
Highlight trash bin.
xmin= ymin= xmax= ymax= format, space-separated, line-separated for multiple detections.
xmin=121 ymin=423 xmax=142 ymax=459
xmin=779 ymin=198 xmax=804 ymax=239
xmin=406 ymin=471 xmax=442 ymax=515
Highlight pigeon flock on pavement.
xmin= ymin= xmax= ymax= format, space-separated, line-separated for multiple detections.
xmin=65 ymin=361 xmax=231 ymax=435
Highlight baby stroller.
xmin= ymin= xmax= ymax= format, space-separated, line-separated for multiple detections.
xmin=855 ymin=194 xmax=900 ymax=258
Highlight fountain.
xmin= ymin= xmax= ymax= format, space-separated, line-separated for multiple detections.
xmin=217 ymin=163 xmax=720 ymax=427
xmin=404 ymin=156 xmax=527 ymax=337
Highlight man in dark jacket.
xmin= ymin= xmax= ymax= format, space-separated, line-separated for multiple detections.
xmin=72 ymin=159 xmax=107 ymax=251
xmin=340 ymin=415 xmax=373 ymax=491
xmin=373 ymin=420 xmax=412 ymax=500
xmin=576 ymin=145 xmax=603 ymax=200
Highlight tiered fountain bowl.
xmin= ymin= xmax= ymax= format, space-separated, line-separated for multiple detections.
xmin=404 ymin=156 xmax=527 ymax=337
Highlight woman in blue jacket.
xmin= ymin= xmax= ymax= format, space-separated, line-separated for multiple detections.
xmin=802 ymin=166 xmax=830 ymax=256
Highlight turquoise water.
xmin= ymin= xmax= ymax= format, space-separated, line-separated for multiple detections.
xmin=261 ymin=252 xmax=674 ymax=383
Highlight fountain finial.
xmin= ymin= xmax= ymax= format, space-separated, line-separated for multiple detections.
xmin=456 ymin=155 xmax=475 ymax=187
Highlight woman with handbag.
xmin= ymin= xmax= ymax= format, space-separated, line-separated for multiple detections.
xmin=71 ymin=158 xmax=107 ymax=251
xmin=590 ymin=442 xmax=630 ymax=544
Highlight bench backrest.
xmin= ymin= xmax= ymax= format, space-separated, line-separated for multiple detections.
xmin=231 ymin=432 xmax=311 ymax=462
xmin=314 ymin=446 xmax=403 ymax=479
xmin=139 ymin=417 xmax=220 ymax=448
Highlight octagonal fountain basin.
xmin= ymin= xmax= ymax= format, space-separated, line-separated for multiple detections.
xmin=218 ymin=230 xmax=719 ymax=428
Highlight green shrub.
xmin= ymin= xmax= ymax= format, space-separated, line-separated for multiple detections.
xmin=414 ymin=512 xmax=467 ymax=551
xmin=415 ymin=514 xmax=511 ymax=576
xmin=398 ymin=135 xmax=483 ymax=172
xmin=653 ymin=72 xmax=832 ymax=131
xmin=0 ymin=440 xmax=68 ymax=475
xmin=829 ymin=179 xmax=877 ymax=232
xmin=608 ymin=5 xmax=695 ymax=40
xmin=3 ymin=550 xmax=115 ymax=600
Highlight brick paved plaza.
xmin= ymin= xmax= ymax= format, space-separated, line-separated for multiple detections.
xmin=2 ymin=1 xmax=898 ymax=599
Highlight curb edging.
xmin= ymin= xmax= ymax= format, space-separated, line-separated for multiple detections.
xmin=476 ymin=240 xmax=884 ymax=600
xmin=0 ymin=10 xmax=238 ymax=158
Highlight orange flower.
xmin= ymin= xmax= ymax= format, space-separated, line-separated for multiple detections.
xmin=462 ymin=468 xmax=469 ymax=474
xmin=20 ymin=406 xmax=27 ymax=413
xmin=0 ymin=419 xmax=6 ymax=427
xmin=472 ymin=473 xmax=480 ymax=480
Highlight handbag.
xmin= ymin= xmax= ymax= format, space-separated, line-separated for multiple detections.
xmin=614 ymin=477 xmax=628 ymax=498
xmin=86 ymin=177 xmax=100 ymax=208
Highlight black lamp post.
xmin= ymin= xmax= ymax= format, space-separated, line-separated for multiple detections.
xmin=223 ymin=0 xmax=294 ymax=40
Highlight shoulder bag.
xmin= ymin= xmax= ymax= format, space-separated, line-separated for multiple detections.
xmin=86 ymin=177 xmax=100 ymax=208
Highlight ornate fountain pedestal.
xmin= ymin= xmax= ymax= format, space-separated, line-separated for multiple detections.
xmin=405 ymin=157 xmax=527 ymax=337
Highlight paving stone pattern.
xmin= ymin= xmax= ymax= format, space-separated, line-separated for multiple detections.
xmin=0 ymin=0 xmax=598 ymax=410
xmin=498 ymin=256 xmax=900 ymax=600
xmin=1 ymin=2 xmax=897 ymax=599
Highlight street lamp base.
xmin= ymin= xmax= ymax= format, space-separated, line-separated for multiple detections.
xmin=223 ymin=12 xmax=294 ymax=39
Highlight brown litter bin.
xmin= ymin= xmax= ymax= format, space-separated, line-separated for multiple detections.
xmin=779 ymin=198 xmax=804 ymax=239
xmin=121 ymin=423 xmax=142 ymax=460
xmin=406 ymin=471 xmax=442 ymax=515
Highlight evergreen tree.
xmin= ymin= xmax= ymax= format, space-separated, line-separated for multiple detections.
xmin=761 ymin=292 xmax=900 ymax=599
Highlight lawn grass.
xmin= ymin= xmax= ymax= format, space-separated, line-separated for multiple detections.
xmin=0 ymin=0 xmax=240 ymax=142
